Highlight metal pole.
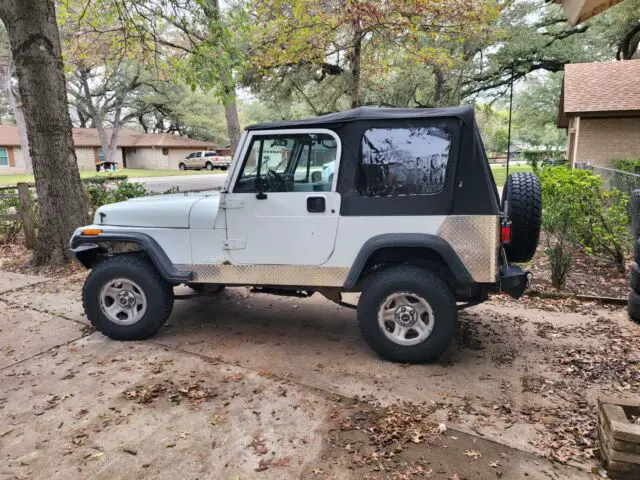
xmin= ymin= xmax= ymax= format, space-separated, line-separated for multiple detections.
xmin=506 ymin=65 xmax=514 ymax=181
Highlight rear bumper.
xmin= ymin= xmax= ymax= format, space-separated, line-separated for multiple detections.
xmin=499 ymin=265 xmax=531 ymax=299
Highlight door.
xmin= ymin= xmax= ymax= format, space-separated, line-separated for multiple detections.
xmin=224 ymin=130 xmax=341 ymax=265
xmin=186 ymin=151 xmax=202 ymax=169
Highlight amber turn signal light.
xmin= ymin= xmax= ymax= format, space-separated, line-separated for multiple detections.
xmin=82 ymin=228 xmax=102 ymax=236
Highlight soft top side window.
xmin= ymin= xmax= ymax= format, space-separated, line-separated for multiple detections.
xmin=358 ymin=127 xmax=451 ymax=197
xmin=234 ymin=133 xmax=338 ymax=193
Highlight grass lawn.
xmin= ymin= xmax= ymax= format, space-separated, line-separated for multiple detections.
xmin=490 ymin=164 xmax=533 ymax=187
xmin=0 ymin=168 xmax=224 ymax=186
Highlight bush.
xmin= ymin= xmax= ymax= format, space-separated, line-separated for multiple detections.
xmin=612 ymin=158 xmax=640 ymax=174
xmin=523 ymin=150 xmax=565 ymax=168
xmin=538 ymin=168 xmax=582 ymax=287
xmin=546 ymin=244 xmax=572 ymax=288
xmin=81 ymin=174 xmax=129 ymax=185
xmin=85 ymin=181 xmax=148 ymax=211
xmin=0 ymin=187 xmax=39 ymax=243
xmin=539 ymin=167 xmax=630 ymax=278
xmin=609 ymin=158 xmax=640 ymax=196
xmin=0 ymin=188 xmax=22 ymax=242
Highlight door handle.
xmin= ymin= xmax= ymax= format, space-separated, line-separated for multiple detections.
xmin=307 ymin=196 xmax=326 ymax=213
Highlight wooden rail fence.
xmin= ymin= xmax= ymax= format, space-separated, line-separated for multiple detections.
xmin=0 ymin=182 xmax=36 ymax=248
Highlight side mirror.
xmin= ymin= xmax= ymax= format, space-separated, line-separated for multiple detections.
xmin=254 ymin=176 xmax=267 ymax=200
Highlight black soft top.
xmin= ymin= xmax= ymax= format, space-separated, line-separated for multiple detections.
xmin=246 ymin=106 xmax=475 ymax=130
xmin=245 ymin=105 xmax=500 ymax=216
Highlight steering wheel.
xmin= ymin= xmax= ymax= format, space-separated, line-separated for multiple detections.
xmin=266 ymin=169 xmax=286 ymax=191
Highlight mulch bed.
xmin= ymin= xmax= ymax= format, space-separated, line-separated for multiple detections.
xmin=527 ymin=236 xmax=630 ymax=300
xmin=0 ymin=240 xmax=83 ymax=278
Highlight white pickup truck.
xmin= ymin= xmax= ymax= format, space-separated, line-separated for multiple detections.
xmin=179 ymin=150 xmax=231 ymax=171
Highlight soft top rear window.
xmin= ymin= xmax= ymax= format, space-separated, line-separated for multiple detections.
xmin=357 ymin=127 xmax=451 ymax=197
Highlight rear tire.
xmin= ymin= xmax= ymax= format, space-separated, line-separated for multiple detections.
xmin=179 ymin=163 xmax=186 ymax=171
xmin=357 ymin=265 xmax=457 ymax=363
xmin=502 ymin=172 xmax=542 ymax=263
xmin=82 ymin=255 xmax=174 ymax=340
xmin=205 ymin=162 xmax=214 ymax=171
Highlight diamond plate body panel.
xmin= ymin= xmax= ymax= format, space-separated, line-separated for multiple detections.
xmin=437 ymin=215 xmax=499 ymax=283
xmin=175 ymin=264 xmax=349 ymax=287
xmin=175 ymin=215 xmax=498 ymax=287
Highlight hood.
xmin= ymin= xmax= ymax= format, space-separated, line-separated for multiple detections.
xmin=94 ymin=191 xmax=220 ymax=228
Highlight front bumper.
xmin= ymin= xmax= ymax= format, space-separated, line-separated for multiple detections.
xmin=499 ymin=265 xmax=531 ymax=299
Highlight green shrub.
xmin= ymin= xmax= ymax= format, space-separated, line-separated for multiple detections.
xmin=609 ymin=158 xmax=640 ymax=195
xmin=0 ymin=187 xmax=39 ymax=243
xmin=546 ymin=244 xmax=572 ymax=289
xmin=0 ymin=188 xmax=22 ymax=242
xmin=85 ymin=181 xmax=148 ymax=211
xmin=522 ymin=150 xmax=565 ymax=168
xmin=81 ymin=174 xmax=129 ymax=185
xmin=612 ymin=158 xmax=640 ymax=174
xmin=539 ymin=167 xmax=630 ymax=276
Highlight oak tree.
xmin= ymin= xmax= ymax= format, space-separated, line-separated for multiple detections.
xmin=0 ymin=0 xmax=87 ymax=265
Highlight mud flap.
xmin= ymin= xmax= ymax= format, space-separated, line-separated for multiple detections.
xmin=500 ymin=265 xmax=531 ymax=299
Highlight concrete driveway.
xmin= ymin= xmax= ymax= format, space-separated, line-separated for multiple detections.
xmin=1 ymin=270 xmax=636 ymax=479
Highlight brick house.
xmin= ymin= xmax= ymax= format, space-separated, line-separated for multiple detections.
xmin=0 ymin=126 xmax=223 ymax=173
xmin=557 ymin=59 xmax=640 ymax=167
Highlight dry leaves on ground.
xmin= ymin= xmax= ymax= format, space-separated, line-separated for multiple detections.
xmin=123 ymin=380 xmax=216 ymax=406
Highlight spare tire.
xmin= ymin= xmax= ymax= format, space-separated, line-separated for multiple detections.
xmin=501 ymin=172 xmax=542 ymax=263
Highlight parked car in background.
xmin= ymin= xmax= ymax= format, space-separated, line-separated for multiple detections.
xmin=179 ymin=151 xmax=232 ymax=171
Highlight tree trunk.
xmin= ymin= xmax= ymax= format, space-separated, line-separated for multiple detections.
xmin=350 ymin=24 xmax=362 ymax=109
xmin=0 ymin=0 xmax=88 ymax=265
xmin=431 ymin=64 xmax=446 ymax=107
xmin=206 ymin=0 xmax=241 ymax=154
xmin=222 ymin=79 xmax=241 ymax=153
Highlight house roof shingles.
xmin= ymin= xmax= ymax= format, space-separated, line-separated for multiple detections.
xmin=0 ymin=126 xmax=216 ymax=149
xmin=562 ymin=59 xmax=640 ymax=114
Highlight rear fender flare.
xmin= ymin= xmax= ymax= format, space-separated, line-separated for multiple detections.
xmin=343 ymin=233 xmax=474 ymax=289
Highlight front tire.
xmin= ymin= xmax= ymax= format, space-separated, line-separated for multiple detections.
xmin=357 ymin=265 xmax=457 ymax=363
xmin=205 ymin=162 xmax=214 ymax=171
xmin=179 ymin=163 xmax=186 ymax=171
xmin=82 ymin=255 xmax=174 ymax=340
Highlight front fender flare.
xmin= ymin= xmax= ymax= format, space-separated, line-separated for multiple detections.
xmin=70 ymin=232 xmax=194 ymax=285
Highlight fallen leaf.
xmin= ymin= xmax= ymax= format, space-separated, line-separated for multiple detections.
xmin=463 ymin=450 xmax=482 ymax=459
xmin=250 ymin=438 xmax=268 ymax=455
xmin=255 ymin=458 xmax=270 ymax=472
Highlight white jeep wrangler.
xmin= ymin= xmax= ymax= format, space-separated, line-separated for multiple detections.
xmin=70 ymin=107 xmax=541 ymax=363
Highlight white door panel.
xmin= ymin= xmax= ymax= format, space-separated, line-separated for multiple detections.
xmin=224 ymin=129 xmax=342 ymax=266
xmin=225 ymin=192 xmax=341 ymax=265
